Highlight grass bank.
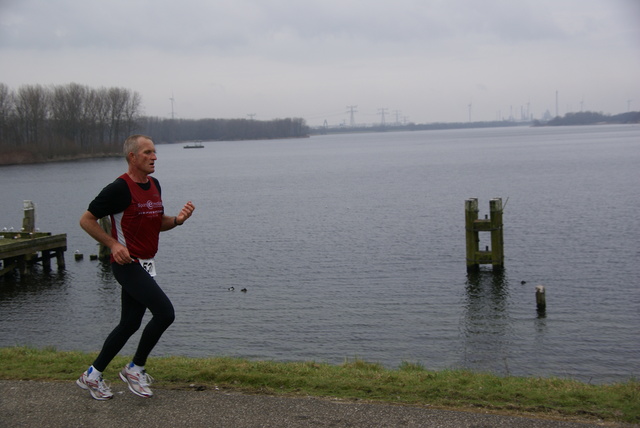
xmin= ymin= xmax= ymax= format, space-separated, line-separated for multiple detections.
xmin=1 ymin=346 xmax=638 ymax=424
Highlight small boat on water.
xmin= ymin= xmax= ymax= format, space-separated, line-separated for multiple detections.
xmin=183 ymin=141 xmax=204 ymax=149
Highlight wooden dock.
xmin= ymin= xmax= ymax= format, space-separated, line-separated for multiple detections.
xmin=0 ymin=232 xmax=67 ymax=277
xmin=0 ymin=200 xmax=67 ymax=278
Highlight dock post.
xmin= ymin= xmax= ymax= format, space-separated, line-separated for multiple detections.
xmin=17 ymin=256 xmax=28 ymax=276
xmin=55 ymin=250 xmax=66 ymax=270
xmin=535 ymin=285 xmax=546 ymax=311
xmin=22 ymin=200 xmax=35 ymax=233
xmin=465 ymin=198 xmax=480 ymax=272
xmin=98 ymin=217 xmax=112 ymax=259
xmin=489 ymin=198 xmax=504 ymax=270
xmin=42 ymin=250 xmax=52 ymax=271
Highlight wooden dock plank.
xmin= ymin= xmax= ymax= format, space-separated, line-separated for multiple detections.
xmin=0 ymin=233 xmax=67 ymax=277
xmin=0 ymin=235 xmax=67 ymax=259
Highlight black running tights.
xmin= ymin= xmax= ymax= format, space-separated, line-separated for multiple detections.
xmin=92 ymin=262 xmax=175 ymax=372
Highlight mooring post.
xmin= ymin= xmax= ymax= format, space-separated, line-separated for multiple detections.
xmin=22 ymin=200 xmax=35 ymax=233
xmin=98 ymin=217 xmax=112 ymax=260
xmin=17 ymin=256 xmax=28 ymax=276
xmin=536 ymin=285 xmax=546 ymax=311
xmin=42 ymin=250 xmax=52 ymax=271
xmin=465 ymin=198 xmax=479 ymax=272
xmin=489 ymin=198 xmax=504 ymax=270
xmin=55 ymin=249 xmax=65 ymax=270
xmin=465 ymin=197 xmax=504 ymax=272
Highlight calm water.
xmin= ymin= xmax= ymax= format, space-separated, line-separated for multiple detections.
xmin=1 ymin=125 xmax=639 ymax=384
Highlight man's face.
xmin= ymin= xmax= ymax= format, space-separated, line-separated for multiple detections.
xmin=131 ymin=138 xmax=157 ymax=175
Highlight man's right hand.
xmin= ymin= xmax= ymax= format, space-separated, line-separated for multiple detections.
xmin=110 ymin=242 xmax=132 ymax=264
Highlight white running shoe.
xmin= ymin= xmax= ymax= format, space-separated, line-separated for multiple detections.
xmin=119 ymin=365 xmax=154 ymax=398
xmin=76 ymin=372 xmax=113 ymax=400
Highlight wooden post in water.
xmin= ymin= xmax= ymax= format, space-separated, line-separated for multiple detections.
xmin=56 ymin=249 xmax=66 ymax=270
xmin=536 ymin=285 xmax=546 ymax=311
xmin=489 ymin=198 xmax=504 ymax=270
xmin=465 ymin=197 xmax=504 ymax=272
xmin=98 ymin=217 xmax=112 ymax=260
xmin=42 ymin=250 xmax=52 ymax=271
xmin=465 ymin=198 xmax=480 ymax=272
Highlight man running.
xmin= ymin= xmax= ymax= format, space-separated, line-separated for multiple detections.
xmin=76 ymin=134 xmax=195 ymax=400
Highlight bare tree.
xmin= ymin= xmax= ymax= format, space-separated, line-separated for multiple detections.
xmin=123 ymin=90 xmax=142 ymax=137
xmin=0 ymin=83 xmax=14 ymax=146
xmin=51 ymin=83 xmax=86 ymax=150
xmin=92 ymin=87 xmax=113 ymax=148
xmin=14 ymin=84 xmax=50 ymax=148
xmin=107 ymin=87 xmax=128 ymax=144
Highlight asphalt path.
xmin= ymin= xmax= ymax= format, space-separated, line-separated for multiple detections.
xmin=0 ymin=380 xmax=635 ymax=428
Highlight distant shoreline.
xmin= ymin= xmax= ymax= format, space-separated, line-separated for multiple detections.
xmin=0 ymin=151 xmax=122 ymax=167
xmin=3 ymin=119 xmax=638 ymax=166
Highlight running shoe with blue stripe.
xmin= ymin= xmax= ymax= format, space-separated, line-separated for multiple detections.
xmin=119 ymin=365 xmax=154 ymax=398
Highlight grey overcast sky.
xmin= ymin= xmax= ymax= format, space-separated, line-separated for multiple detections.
xmin=1 ymin=0 xmax=639 ymax=126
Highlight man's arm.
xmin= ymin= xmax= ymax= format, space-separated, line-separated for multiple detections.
xmin=160 ymin=201 xmax=195 ymax=232
xmin=79 ymin=210 xmax=131 ymax=264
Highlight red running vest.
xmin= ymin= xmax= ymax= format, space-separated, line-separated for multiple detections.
xmin=110 ymin=173 xmax=164 ymax=261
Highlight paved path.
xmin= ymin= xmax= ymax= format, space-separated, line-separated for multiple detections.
xmin=0 ymin=380 xmax=634 ymax=427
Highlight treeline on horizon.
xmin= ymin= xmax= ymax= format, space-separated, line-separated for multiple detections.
xmin=1 ymin=82 xmax=637 ymax=165
xmin=0 ymin=82 xmax=309 ymax=165
xmin=533 ymin=110 xmax=640 ymax=126
xmin=314 ymin=111 xmax=640 ymax=135
xmin=311 ymin=120 xmax=525 ymax=135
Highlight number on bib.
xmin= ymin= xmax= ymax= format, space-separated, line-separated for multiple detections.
xmin=139 ymin=258 xmax=157 ymax=277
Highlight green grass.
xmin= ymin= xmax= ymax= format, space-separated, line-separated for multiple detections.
xmin=1 ymin=346 xmax=638 ymax=424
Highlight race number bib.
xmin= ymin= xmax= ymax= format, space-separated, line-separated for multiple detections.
xmin=139 ymin=258 xmax=157 ymax=277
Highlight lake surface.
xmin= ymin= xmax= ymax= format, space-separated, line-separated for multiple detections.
xmin=1 ymin=125 xmax=639 ymax=384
